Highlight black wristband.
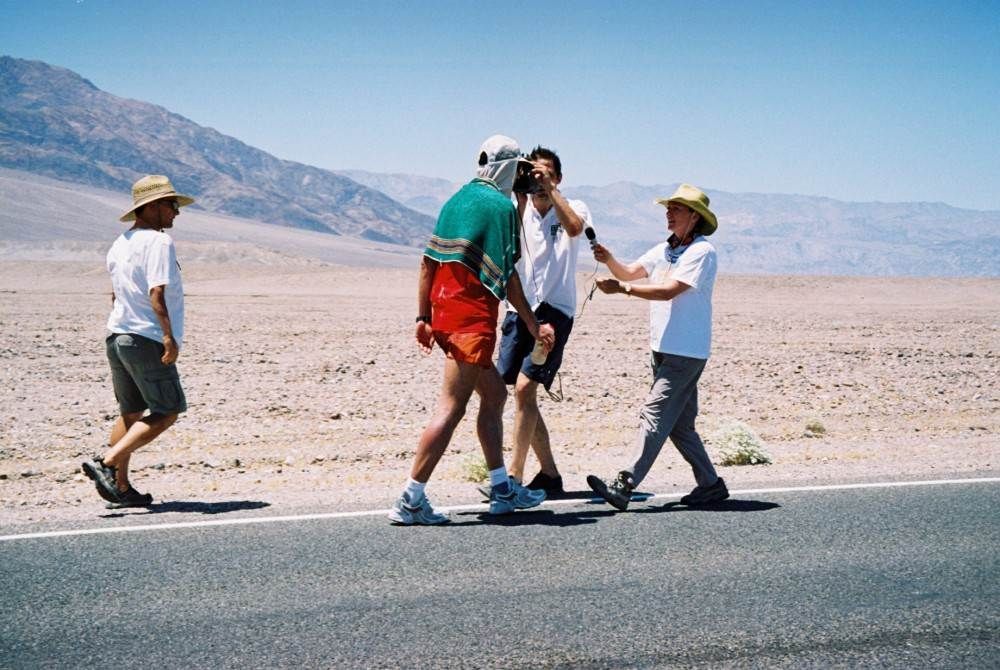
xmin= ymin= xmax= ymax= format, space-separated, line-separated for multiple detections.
xmin=415 ymin=315 xmax=431 ymax=324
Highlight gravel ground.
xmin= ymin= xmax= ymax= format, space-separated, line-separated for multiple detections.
xmin=1 ymin=260 xmax=997 ymax=529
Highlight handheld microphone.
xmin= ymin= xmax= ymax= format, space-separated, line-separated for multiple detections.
xmin=584 ymin=226 xmax=596 ymax=248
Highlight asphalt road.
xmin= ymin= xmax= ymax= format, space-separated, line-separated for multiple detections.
xmin=2 ymin=481 xmax=999 ymax=669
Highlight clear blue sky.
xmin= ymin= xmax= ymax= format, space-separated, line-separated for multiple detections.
xmin=2 ymin=0 xmax=999 ymax=209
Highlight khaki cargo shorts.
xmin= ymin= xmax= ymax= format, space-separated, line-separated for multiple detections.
xmin=105 ymin=333 xmax=187 ymax=415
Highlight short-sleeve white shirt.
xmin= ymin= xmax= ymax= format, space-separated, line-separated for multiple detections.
xmin=517 ymin=198 xmax=592 ymax=318
xmin=106 ymin=228 xmax=185 ymax=349
xmin=636 ymin=236 xmax=717 ymax=359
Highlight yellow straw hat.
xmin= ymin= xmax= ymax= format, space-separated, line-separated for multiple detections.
xmin=655 ymin=183 xmax=717 ymax=236
xmin=119 ymin=175 xmax=194 ymax=222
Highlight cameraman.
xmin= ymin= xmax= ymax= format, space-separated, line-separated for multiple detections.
xmin=494 ymin=146 xmax=592 ymax=494
xmin=586 ymin=184 xmax=728 ymax=511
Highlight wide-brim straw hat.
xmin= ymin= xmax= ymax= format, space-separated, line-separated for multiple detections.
xmin=655 ymin=183 xmax=717 ymax=236
xmin=119 ymin=175 xmax=194 ymax=222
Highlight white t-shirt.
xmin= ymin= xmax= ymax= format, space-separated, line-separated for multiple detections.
xmin=106 ymin=228 xmax=185 ymax=349
xmin=516 ymin=198 xmax=592 ymax=318
xmin=636 ymin=236 xmax=717 ymax=359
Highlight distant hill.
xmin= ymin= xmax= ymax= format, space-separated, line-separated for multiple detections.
xmin=567 ymin=183 xmax=1000 ymax=276
xmin=344 ymin=174 xmax=1000 ymax=277
xmin=0 ymin=168 xmax=420 ymax=268
xmin=3 ymin=55 xmax=998 ymax=277
xmin=0 ymin=56 xmax=434 ymax=245
xmin=335 ymin=169 xmax=459 ymax=218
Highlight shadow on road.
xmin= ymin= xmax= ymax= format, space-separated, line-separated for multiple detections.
xmin=553 ymin=491 xmax=780 ymax=514
xmin=101 ymin=500 xmax=272 ymax=517
xmin=633 ymin=499 xmax=782 ymax=514
xmin=447 ymin=493 xmax=780 ymax=526
xmin=449 ymin=507 xmax=613 ymax=527
xmin=545 ymin=490 xmax=602 ymax=501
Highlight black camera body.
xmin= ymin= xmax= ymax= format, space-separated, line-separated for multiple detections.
xmin=512 ymin=159 xmax=543 ymax=194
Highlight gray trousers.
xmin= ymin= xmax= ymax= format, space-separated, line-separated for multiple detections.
xmin=626 ymin=351 xmax=719 ymax=488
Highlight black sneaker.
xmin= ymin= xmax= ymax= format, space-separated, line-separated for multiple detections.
xmin=85 ymin=457 xmax=119 ymax=504
xmin=587 ymin=471 xmax=634 ymax=511
xmin=526 ymin=471 xmax=564 ymax=494
xmin=680 ymin=477 xmax=729 ymax=506
xmin=105 ymin=487 xmax=154 ymax=509
xmin=82 ymin=457 xmax=122 ymax=503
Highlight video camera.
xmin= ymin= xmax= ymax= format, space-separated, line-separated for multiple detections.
xmin=512 ymin=158 xmax=543 ymax=195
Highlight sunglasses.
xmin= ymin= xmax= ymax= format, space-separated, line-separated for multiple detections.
xmin=161 ymin=199 xmax=180 ymax=214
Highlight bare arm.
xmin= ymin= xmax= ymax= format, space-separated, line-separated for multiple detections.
xmin=414 ymin=256 xmax=438 ymax=354
xmin=596 ymin=277 xmax=691 ymax=301
xmin=515 ymin=191 xmax=528 ymax=222
xmin=591 ymin=243 xmax=648 ymax=281
xmin=534 ymin=164 xmax=584 ymax=237
xmin=506 ymin=272 xmax=556 ymax=351
xmin=416 ymin=256 xmax=437 ymax=318
xmin=545 ymin=188 xmax=585 ymax=237
xmin=149 ymin=285 xmax=178 ymax=364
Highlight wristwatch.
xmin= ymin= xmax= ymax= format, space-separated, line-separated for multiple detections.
xmin=622 ymin=282 xmax=633 ymax=295
xmin=415 ymin=315 xmax=431 ymax=324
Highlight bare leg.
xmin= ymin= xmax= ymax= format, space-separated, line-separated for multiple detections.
xmin=474 ymin=366 xmax=508 ymax=471
xmin=109 ymin=412 xmax=141 ymax=490
xmin=509 ymin=373 xmax=557 ymax=480
xmin=410 ymin=358 xmax=481 ymax=482
xmin=530 ymin=413 xmax=557 ymax=475
xmin=104 ymin=413 xmax=178 ymax=492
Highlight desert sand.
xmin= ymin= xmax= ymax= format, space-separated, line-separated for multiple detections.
xmin=1 ymin=258 xmax=997 ymax=531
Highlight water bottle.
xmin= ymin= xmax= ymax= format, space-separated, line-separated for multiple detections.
xmin=530 ymin=339 xmax=548 ymax=365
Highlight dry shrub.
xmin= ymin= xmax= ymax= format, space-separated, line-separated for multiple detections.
xmin=711 ymin=421 xmax=772 ymax=466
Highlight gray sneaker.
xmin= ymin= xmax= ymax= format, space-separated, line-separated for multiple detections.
xmin=387 ymin=494 xmax=450 ymax=525
xmin=489 ymin=477 xmax=546 ymax=515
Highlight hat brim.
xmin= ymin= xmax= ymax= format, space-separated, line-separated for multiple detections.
xmin=655 ymin=197 xmax=718 ymax=236
xmin=119 ymin=193 xmax=194 ymax=222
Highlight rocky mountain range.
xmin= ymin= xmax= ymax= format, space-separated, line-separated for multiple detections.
xmin=0 ymin=56 xmax=434 ymax=245
xmin=343 ymin=175 xmax=1000 ymax=277
xmin=2 ymin=55 xmax=998 ymax=276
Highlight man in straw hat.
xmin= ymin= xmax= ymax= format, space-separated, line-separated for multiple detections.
xmin=586 ymin=183 xmax=728 ymax=511
xmin=388 ymin=135 xmax=556 ymax=525
xmin=81 ymin=175 xmax=194 ymax=508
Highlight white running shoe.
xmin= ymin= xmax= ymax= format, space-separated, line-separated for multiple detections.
xmin=387 ymin=494 xmax=450 ymax=525
xmin=488 ymin=477 xmax=546 ymax=515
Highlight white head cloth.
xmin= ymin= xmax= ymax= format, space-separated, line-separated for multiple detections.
xmin=475 ymin=134 xmax=521 ymax=197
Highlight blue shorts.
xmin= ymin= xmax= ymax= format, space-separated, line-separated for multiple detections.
xmin=496 ymin=303 xmax=574 ymax=389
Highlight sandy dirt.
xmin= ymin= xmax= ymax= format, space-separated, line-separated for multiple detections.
xmin=1 ymin=260 xmax=997 ymax=531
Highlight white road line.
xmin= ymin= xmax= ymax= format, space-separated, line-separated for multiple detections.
xmin=2 ymin=476 xmax=998 ymax=543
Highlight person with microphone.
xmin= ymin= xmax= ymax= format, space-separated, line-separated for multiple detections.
xmin=493 ymin=146 xmax=593 ymax=495
xmin=586 ymin=184 xmax=728 ymax=511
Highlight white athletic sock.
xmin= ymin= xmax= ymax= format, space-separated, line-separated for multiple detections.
xmin=489 ymin=466 xmax=510 ymax=493
xmin=403 ymin=478 xmax=426 ymax=505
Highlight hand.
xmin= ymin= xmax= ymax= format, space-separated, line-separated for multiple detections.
xmin=592 ymin=242 xmax=612 ymax=263
xmin=537 ymin=323 xmax=556 ymax=353
xmin=415 ymin=321 xmax=434 ymax=355
xmin=595 ymin=277 xmax=625 ymax=295
xmin=532 ymin=162 xmax=558 ymax=193
xmin=161 ymin=336 xmax=179 ymax=365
